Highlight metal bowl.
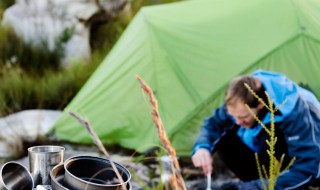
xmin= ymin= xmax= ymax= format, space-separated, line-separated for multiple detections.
xmin=0 ymin=161 xmax=34 ymax=190
xmin=63 ymin=156 xmax=131 ymax=190
xmin=50 ymin=163 xmax=132 ymax=190
xmin=50 ymin=164 xmax=69 ymax=190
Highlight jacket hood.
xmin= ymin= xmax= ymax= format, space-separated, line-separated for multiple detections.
xmin=252 ymin=70 xmax=298 ymax=122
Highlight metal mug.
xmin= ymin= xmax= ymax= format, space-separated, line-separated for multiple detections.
xmin=28 ymin=145 xmax=65 ymax=187
xmin=0 ymin=161 xmax=34 ymax=190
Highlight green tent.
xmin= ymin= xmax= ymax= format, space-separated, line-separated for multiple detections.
xmin=53 ymin=0 xmax=320 ymax=156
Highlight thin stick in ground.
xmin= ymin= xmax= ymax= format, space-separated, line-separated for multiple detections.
xmin=136 ymin=74 xmax=187 ymax=190
xmin=68 ymin=111 xmax=127 ymax=190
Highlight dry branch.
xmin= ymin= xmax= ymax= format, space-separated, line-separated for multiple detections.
xmin=136 ymin=75 xmax=187 ymax=190
xmin=68 ymin=111 xmax=127 ymax=190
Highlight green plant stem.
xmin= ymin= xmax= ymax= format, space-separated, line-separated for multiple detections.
xmin=244 ymin=83 xmax=295 ymax=190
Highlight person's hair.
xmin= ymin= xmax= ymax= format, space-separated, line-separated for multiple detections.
xmin=225 ymin=75 xmax=264 ymax=108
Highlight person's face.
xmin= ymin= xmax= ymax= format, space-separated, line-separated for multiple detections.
xmin=227 ymin=100 xmax=263 ymax=128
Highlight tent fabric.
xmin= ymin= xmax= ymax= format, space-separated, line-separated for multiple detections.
xmin=53 ymin=0 xmax=320 ymax=156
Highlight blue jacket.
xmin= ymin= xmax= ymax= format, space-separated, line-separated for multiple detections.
xmin=193 ymin=70 xmax=320 ymax=189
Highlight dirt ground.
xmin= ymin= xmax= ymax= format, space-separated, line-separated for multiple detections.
xmin=10 ymin=142 xmax=320 ymax=190
xmin=9 ymin=142 xmax=235 ymax=190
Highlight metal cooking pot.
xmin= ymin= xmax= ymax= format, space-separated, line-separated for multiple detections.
xmin=50 ymin=163 xmax=132 ymax=190
xmin=0 ymin=161 xmax=34 ymax=190
xmin=50 ymin=164 xmax=69 ymax=190
xmin=63 ymin=156 xmax=131 ymax=190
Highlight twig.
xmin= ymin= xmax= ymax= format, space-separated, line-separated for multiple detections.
xmin=68 ymin=111 xmax=127 ymax=190
xmin=135 ymin=74 xmax=187 ymax=190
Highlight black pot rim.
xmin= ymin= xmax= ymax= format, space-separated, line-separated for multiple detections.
xmin=64 ymin=155 xmax=131 ymax=188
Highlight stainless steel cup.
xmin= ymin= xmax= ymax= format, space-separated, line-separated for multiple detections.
xmin=28 ymin=145 xmax=65 ymax=187
xmin=0 ymin=161 xmax=34 ymax=190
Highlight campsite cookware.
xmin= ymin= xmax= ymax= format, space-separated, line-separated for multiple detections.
xmin=63 ymin=155 xmax=131 ymax=190
xmin=0 ymin=161 xmax=34 ymax=190
xmin=50 ymin=163 xmax=132 ymax=190
xmin=50 ymin=164 xmax=69 ymax=190
xmin=206 ymin=173 xmax=212 ymax=190
xmin=28 ymin=145 xmax=65 ymax=187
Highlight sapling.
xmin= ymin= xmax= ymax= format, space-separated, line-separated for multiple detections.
xmin=244 ymin=83 xmax=295 ymax=190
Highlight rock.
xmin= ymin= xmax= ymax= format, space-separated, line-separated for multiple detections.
xmin=0 ymin=110 xmax=61 ymax=159
xmin=2 ymin=0 xmax=128 ymax=66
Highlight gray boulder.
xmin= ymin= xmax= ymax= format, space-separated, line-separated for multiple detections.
xmin=0 ymin=110 xmax=61 ymax=158
xmin=2 ymin=0 xmax=128 ymax=66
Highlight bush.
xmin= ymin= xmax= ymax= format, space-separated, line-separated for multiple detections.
xmin=0 ymin=27 xmax=64 ymax=75
xmin=0 ymin=50 xmax=102 ymax=116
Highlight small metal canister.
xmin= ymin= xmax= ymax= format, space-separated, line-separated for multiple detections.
xmin=28 ymin=145 xmax=65 ymax=187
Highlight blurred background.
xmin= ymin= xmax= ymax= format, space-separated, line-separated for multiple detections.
xmin=0 ymin=0 xmax=180 ymax=117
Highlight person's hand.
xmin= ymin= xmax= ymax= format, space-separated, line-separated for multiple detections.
xmin=191 ymin=148 xmax=213 ymax=175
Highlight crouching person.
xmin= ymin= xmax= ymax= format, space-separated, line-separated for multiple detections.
xmin=192 ymin=70 xmax=320 ymax=190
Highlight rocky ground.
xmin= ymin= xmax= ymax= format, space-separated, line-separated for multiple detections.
xmin=0 ymin=109 xmax=319 ymax=190
xmin=5 ymin=142 xmax=320 ymax=190
xmin=10 ymin=142 xmax=235 ymax=190
xmin=0 ymin=110 xmax=235 ymax=189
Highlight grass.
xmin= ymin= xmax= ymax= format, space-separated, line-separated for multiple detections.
xmin=0 ymin=52 xmax=101 ymax=116
xmin=0 ymin=12 xmax=106 ymax=116
xmin=0 ymin=26 xmax=64 ymax=75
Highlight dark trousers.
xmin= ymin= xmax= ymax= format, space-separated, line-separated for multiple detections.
xmin=215 ymin=126 xmax=290 ymax=182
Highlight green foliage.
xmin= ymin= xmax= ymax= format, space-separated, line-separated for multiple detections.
xmin=0 ymin=0 xmax=14 ymax=19
xmin=140 ymin=0 xmax=181 ymax=6
xmin=130 ymin=148 xmax=171 ymax=190
xmin=0 ymin=0 xmax=14 ymax=10
xmin=131 ymin=0 xmax=181 ymax=15
xmin=0 ymin=8 xmax=3 ymax=20
xmin=0 ymin=10 xmax=95 ymax=116
xmin=0 ymin=27 xmax=64 ymax=75
xmin=0 ymin=53 xmax=101 ymax=116
xmin=90 ymin=0 xmax=182 ymax=51
xmin=90 ymin=2 xmax=139 ymax=53
xmin=244 ymin=83 xmax=295 ymax=190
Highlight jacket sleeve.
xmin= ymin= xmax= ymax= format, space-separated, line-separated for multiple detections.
xmin=192 ymin=104 xmax=233 ymax=155
xmin=274 ymin=98 xmax=320 ymax=190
